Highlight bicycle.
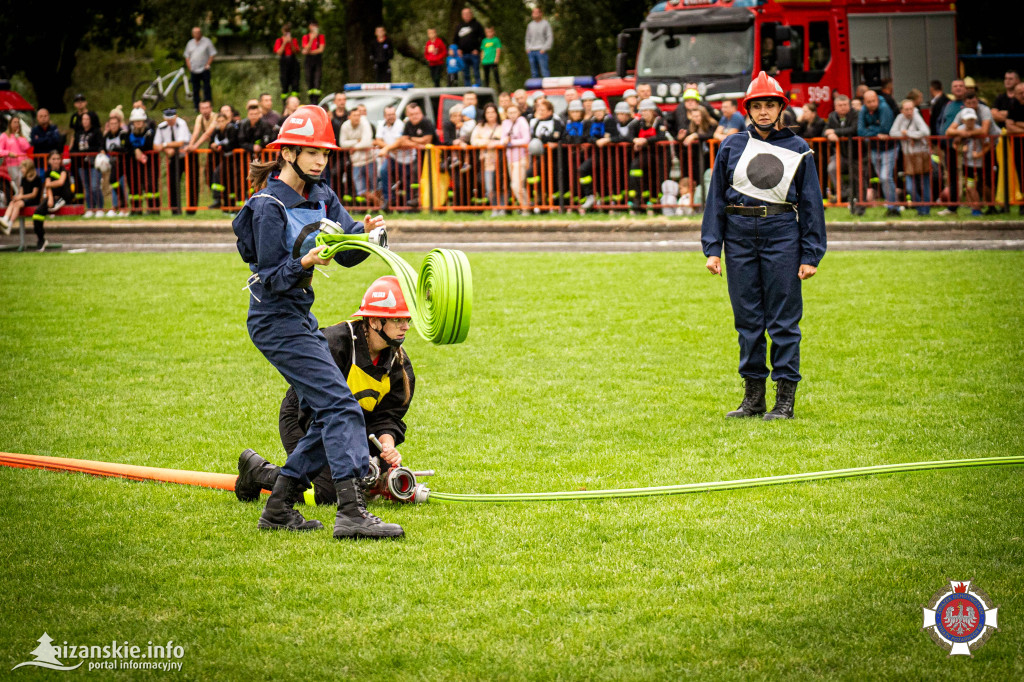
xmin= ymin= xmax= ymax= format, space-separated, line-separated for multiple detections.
xmin=132 ymin=65 xmax=193 ymax=111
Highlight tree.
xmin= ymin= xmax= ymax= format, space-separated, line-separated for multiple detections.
xmin=345 ymin=0 xmax=385 ymax=83
xmin=1 ymin=3 xmax=143 ymax=111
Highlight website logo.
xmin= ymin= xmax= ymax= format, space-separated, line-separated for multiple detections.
xmin=922 ymin=580 xmax=999 ymax=656
xmin=11 ymin=632 xmax=185 ymax=672
xmin=11 ymin=633 xmax=82 ymax=671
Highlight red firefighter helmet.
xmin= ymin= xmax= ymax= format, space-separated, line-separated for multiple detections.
xmin=741 ymin=72 xmax=788 ymax=113
xmin=266 ymin=105 xmax=340 ymax=150
xmin=354 ymin=276 xmax=411 ymax=319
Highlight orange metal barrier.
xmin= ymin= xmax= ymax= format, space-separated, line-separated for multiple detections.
xmin=5 ymin=134 xmax=1021 ymax=217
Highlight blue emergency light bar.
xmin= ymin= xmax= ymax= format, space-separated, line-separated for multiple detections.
xmin=524 ymin=76 xmax=597 ymax=90
xmin=343 ymin=83 xmax=415 ymax=91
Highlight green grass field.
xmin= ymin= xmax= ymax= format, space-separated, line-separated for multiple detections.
xmin=1 ymin=250 xmax=1022 ymax=679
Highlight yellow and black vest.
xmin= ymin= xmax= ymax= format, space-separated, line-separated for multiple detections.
xmin=344 ymin=320 xmax=391 ymax=412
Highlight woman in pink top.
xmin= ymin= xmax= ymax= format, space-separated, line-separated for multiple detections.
xmin=501 ymin=103 xmax=530 ymax=214
xmin=0 ymin=117 xmax=31 ymax=194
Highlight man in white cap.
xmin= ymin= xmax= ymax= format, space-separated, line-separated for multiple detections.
xmin=153 ymin=108 xmax=191 ymax=214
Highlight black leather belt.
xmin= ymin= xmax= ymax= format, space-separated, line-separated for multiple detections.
xmin=725 ymin=204 xmax=796 ymax=217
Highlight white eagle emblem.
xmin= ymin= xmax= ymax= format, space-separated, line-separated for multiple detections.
xmin=942 ymin=603 xmax=978 ymax=636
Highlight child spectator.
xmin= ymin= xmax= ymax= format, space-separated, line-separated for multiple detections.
xmin=124 ymin=108 xmax=158 ymax=214
xmin=102 ymin=115 xmax=130 ymax=216
xmin=628 ymin=99 xmax=671 ymax=213
xmin=32 ymin=151 xmax=74 ymax=246
xmin=577 ymin=99 xmax=608 ymax=213
xmin=957 ymin=108 xmax=990 ymax=216
xmin=481 ymin=26 xmax=502 ymax=91
xmin=501 ymin=104 xmax=531 ymax=214
xmin=424 ymin=29 xmax=446 ymax=87
xmin=471 ymin=102 xmax=504 ymax=214
xmin=446 ymin=45 xmax=464 ymax=87
xmin=208 ymin=112 xmax=239 ymax=209
xmin=0 ymin=160 xmax=42 ymax=246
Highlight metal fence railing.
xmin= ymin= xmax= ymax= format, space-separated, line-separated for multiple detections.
xmin=2 ymin=134 xmax=1022 ymax=216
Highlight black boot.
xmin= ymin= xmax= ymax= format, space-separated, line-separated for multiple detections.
xmin=333 ymin=478 xmax=404 ymax=540
xmin=257 ymin=475 xmax=324 ymax=531
xmin=235 ymin=449 xmax=280 ymax=502
xmin=726 ymin=378 xmax=767 ymax=418
xmin=764 ymin=379 xmax=798 ymax=421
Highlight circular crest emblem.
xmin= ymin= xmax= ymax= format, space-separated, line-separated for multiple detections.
xmin=922 ymin=580 xmax=998 ymax=656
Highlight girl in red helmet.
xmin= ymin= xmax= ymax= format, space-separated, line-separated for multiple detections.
xmin=232 ymin=105 xmax=404 ymax=539
xmin=700 ymin=72 xmax=827 ymax=421
xmin=235 ymin=276 xmax=416 ymax=507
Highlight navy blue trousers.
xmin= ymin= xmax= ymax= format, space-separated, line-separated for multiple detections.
xmin=247 ymin=288 xmax=369 ymax=483
xmin=723 ymin=214 xmax=803 ymax=383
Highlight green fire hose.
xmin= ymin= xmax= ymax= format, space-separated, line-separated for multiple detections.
xmin=316 ymin=232 xmax=472 ymax=345
xmin=425 ymin=456 xmax=1024 ymax=503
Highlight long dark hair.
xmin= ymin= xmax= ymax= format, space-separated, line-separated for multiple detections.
xmin=248 ymin=153 xmax=286 ymax=191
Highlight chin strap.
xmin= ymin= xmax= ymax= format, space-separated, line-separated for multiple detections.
xmin=753 ymin=111 xmax=783 ymax=132
xmin=283 ymin=146 xmax=326 ymax=186
xmin=751 ymin=99 xmax=786 ymax=132
xmin=288 ymin=158 xmax=323 ymax=186
xmin=372 ymin=322 xmax=405 ymax=349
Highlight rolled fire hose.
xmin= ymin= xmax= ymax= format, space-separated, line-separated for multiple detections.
xmin=315 ymin=228 xmax=472 ymax=345
xmin=425 ymin=456 xmax=1024 ymax=503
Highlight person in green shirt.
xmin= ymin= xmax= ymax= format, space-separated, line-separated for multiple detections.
xmin=481 ymin=26 xmax=502 ymax=90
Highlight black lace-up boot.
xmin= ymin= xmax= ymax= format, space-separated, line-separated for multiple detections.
xmin=726 ymin=378 xmax=767 ymax=418
xmin=763 ymin=379 xmax=798 ymax=421
xmin=235 ymin=449 xmax=280 ymax=502
xmin=333 ymin=478 xmax=404 ymax=540
xmin=257 ymin=475 xmax=324 ymax=531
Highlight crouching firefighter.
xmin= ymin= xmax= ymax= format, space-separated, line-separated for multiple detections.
xmin=700 ymin=72 xmax=827 ymax=420
xmin=231 ymin=104 xmax=404 ymax=539
xmin=236 ymin=276 xmax=415 ymax=507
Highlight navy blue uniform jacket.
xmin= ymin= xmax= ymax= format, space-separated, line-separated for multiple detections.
xmin=701 ymin=125 xmax=827 ymax=267
xmin=232 ymin=175 xmax=368 ymax=300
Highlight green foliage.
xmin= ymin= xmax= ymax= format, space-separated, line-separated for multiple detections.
xmin=0 ymin=251 xmax=1022 ymax=677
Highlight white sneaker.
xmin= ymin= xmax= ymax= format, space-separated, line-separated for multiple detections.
xmin=84 ymin=210 xmax=94 ymax=218
xmin=106 ymin=209 xmax=116 ymax=217
xmin=0 ymin=216 xmax=10 ymax=235
xmin=36 ymin=239 xmax=48 ymax=252
xmin=51 ymin=198 xmax=66 ymax=211
xmin=580 ymin=196 xmax=596 ymax=213
xmin=119 ymin=210 xmax=130 ymax=217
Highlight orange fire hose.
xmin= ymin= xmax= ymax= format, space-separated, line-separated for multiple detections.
xmin=0 ymin=452 xmax=239 ymax=491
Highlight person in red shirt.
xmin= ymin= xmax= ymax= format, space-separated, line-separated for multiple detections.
xmin=274 ymin=23 xmax=301 ymax=104
xmin=302 ymin=21 xmax=326 ymax=104
xmin=424 ymin=28 xmax=447 ymax=87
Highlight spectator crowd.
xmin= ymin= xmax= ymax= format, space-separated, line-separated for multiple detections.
xmin=2 ymin=7 xmax=1022 ymax=234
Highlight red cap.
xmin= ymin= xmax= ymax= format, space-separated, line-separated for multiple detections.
xmin=266 ymin=105 xmax=340 ymax=150
xmin=354 ymin=276 xmax=411 ymax=318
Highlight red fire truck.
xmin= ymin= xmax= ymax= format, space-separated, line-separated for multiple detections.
xmin=615 ymin=0 xmax=958 ymax=116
